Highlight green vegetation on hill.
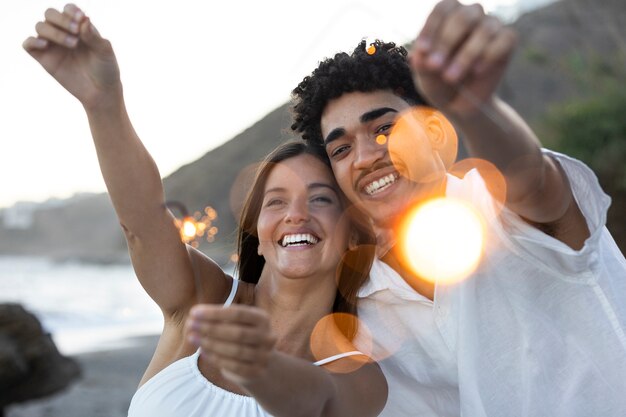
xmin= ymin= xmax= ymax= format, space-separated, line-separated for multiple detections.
xmin=540 ymin=87 xmax=626 ymax=253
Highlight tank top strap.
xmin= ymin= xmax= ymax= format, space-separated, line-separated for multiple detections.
xmin=313 ymin=351 xmax=365 ymax=367
xmin=223 ymin=278 xmax=239 ymax=307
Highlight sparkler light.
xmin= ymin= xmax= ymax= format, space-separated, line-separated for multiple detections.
xmin=165 ymin=201 xmax=219 ymax=247
xmin=398 ymin=197 xmax=485 ymax=285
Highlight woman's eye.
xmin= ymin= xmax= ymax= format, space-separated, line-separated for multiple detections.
xmin=311 ymin=195 xmax=333 ymax=205
xmin=265 ymin=199 xmax=284 ymax=207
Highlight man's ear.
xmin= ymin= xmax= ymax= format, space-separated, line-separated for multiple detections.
xmin=424 ymin=109 xmax=458 ymax=168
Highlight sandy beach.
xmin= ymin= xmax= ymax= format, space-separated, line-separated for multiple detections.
xmin=6 ymin=335 xmax=159 ymax=417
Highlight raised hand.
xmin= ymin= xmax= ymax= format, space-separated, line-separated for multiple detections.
xmin=186 ymin=304 xmax=278 ymax=386
xmin=23 ymin=4 xmax=120 ymax=110
xmin=409 ymin=0 xmax=517 ymax=118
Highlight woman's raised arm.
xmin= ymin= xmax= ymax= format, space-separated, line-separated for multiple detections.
xmin=23 ymin=4 xmax=231 ymax=316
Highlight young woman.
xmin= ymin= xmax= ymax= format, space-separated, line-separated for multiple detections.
xmin=23 ymin=4 xmax=387 ymax=417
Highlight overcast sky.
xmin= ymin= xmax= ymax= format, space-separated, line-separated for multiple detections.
xmin=1 ymin=0 xmax=521 ymax=209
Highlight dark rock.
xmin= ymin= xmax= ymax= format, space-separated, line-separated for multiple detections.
xmin=0 ymin=304 xmax=81 ymax=410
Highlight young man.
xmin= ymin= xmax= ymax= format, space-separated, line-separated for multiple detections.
xmin=291 ymin=0 xmax=626 ymax=416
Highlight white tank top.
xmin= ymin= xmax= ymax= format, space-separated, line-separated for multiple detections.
xmin=127 ymin=279 xmax=363 ymax=417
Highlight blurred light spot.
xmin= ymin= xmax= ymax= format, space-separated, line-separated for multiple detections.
xmin=389 ymin=106 xmax=458 ymax=183
xmin=310 ymin=313 xmax=371 ymax=374
xmin=182 ymin=218 xmax=198 ymax=240
xmin=375 ymin=134 xmax=387 ymax=145
xmin=366 ymin=44 xmax=376 ymax=55
xmin=449 ymin=158 xmax=507 ymax=213
xmin=398 ymin=197 xmax=485 ymax=285
xmin=170 ymin=203 xmax=219 ymax=244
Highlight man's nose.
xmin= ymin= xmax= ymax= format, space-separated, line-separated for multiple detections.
xmin=353 ymin=135 xmax=386 ymax=170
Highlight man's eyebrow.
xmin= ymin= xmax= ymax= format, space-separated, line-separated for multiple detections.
xmin=360 ymin=107 xmax=398 ymax=123
xmin=324 ymin=128 xmax=346 ymax=147
xmin=324 ymin=107 xmax=399 ymax=146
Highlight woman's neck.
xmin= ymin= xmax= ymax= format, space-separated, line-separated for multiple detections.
xmin=253 ymin=271 xmax=336 ymax=358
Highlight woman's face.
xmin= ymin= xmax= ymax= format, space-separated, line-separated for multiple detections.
xmin=256 ymin=154 xmax=351 ymax=279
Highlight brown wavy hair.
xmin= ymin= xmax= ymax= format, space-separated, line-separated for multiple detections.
xmin=236 ymin=141 xmax=375 ymax=340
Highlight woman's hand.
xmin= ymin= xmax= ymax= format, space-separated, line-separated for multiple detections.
xmin=23 ymin=3 xmax=120 ymax=110
xmin=186 ymin=304 xmax=278 ymax=386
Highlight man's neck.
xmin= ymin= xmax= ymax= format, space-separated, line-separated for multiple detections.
xmin=374 ymin=176 xmax=448 ymax=301
xmin=381 ymin=248 xmax=435 ymax=301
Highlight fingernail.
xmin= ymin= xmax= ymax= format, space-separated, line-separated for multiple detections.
xmin=415 ymin=37 xmax=431 ymax=51
xmin=73 ymin=9 xmax=84 ymax=21
xmin=65 ymin=35 xmax=78 ymax=47
xmin=444 ymin=64 xmax=462 ymax=82
xmin=34 ymin=38 xmax=48 ymax=48
xmin=69 ymin=22 xmax=79 ymax=34
xmin=427 ymin=52 xmax=446 ymax=69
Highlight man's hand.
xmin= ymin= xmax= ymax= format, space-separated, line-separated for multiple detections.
xmin=186 ymin=304 xmax=278 ymax=386
xmin=23 ymin=3 xmax=120 ymax=110
xmin=409 ymin=0 xmax=517 ymax=118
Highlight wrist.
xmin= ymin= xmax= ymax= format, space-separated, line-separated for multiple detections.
xmin=82 ymin=82 xmax=124 ymax=114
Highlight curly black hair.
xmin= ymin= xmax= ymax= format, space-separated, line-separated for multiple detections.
xmin=291 ymin=39 xmax=427 ymax=145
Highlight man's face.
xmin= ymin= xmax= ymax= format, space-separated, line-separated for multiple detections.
xmin=320 ymin=90 xmax=446 ymax=227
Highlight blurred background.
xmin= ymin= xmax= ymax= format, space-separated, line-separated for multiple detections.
xmin=1 ymin=0 xmax=625 ymax=413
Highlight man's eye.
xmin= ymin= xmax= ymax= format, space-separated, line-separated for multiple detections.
xmin=376 ymin=123 xmax=393 ymax=134
xmin=330 ymin=144 xmax=350 ymax=158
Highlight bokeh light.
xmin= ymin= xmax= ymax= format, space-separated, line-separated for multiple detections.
xmin=181 ymin=217 xmax=198 ymax=240
xmin=375 ymin=134 xmax=387 ymax=145
xmin=388 ymin=106 xmax=458 ymax=183
xmin=169 ymin=202 xmax=219 ymax=245
xmin=398 ymin=197 xmax=485 ymax=285
xmin=449 ymin=158 xmax=507 ymax=213
xmin=310 ymin=313 xmax=371 ymax=374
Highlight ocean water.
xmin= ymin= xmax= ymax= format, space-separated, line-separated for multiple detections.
xmin=0 ymin=256 xmax=164 ymax=355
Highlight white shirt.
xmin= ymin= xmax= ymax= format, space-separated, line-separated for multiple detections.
xmin=356 ymin=150 xmax=626 ymax=417
xmin=128 ymin=279 xmax=365 ymax=417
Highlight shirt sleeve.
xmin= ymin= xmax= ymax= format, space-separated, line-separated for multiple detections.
xmin=490 ymin=148 xmax=612 ymax=276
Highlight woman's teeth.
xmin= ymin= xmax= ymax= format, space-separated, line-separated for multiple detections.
xmin=280 ymin=233 xmax=319 ymax=247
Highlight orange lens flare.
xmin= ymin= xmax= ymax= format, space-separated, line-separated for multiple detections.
xmin=366 ymin=44 xmax=376 ymax=55
xmin=398 ymin=197 xmax=485 ymax=285
xmin=310 ymin=313 xmax=371 ymax=374
xmin=375 ymin=134 xmax=387 ymax=145
xmin=388 ymin=106 xmax=458 ymax=184
xmin=449 ymin=158 xmax=507 ymax=214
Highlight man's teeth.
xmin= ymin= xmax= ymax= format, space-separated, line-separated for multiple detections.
xmin=281 ymin=233 xmax=319 ymax=247
xmin=365 ymin=174 xmax=396 ymax=195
